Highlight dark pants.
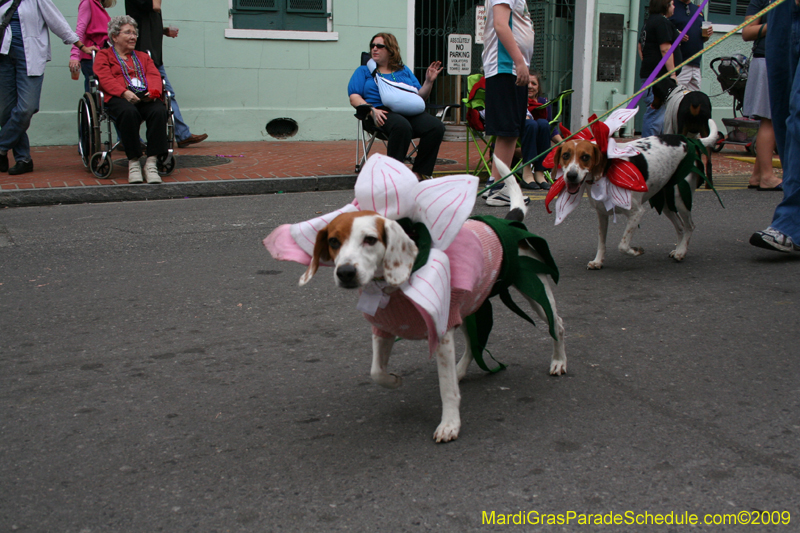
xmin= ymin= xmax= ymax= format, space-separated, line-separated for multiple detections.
xmin=520 ymin=118 xmax=552 ymax=171
xmin=105 ymin=97 xmax=168 ymax=160
xmin=370 ymin=108 xmax=445 ymax=176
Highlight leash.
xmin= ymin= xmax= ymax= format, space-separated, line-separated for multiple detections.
xmin=477 ymin=0 xmax=787 ymax=198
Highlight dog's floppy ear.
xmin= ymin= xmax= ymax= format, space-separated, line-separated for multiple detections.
xmin=590 ymin=144 xmax=606 ymax=178
xmin=299 ymin=226 xmax=331 ymax=286
xmin=552 ymin=144 xmax=563 ymax=169
xmin=381 ymin=218 xmax=417 ymax=287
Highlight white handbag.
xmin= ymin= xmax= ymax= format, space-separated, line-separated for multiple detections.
xmin=367 ymin=59 xmax=426 ymax=116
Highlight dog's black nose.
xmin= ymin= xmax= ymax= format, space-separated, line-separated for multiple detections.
xmin=566 ymin=170 xmax=579 ymax=182
xmin=336 ymin=264 xmax=357 ymax=285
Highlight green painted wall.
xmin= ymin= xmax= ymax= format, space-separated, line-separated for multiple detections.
xmin=28 ymin=0 xmax=411 ymax=146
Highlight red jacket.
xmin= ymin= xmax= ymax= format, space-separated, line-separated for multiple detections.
xmin=93 ymin=48 xmax=162 ymax=103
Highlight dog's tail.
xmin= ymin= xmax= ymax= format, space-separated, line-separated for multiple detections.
xmin=492 ymin=154 xmax=528 ymax=221
xmin=700 ymin=118 xmax=718 ymax=150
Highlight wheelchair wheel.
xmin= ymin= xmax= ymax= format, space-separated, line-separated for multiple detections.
xmin=89 ymin=152 xmax=113 ymax=179
xmin=157 ymin=152 xmax=176 ymax=175
xmin=77 ymin=93 xmax=100 ymax=168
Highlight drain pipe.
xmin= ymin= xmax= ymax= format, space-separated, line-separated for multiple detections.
xmin=623 ymin=0 xmax=641 ymax=137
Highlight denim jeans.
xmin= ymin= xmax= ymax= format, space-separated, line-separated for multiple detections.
xmin=520 ymin=118 xmax=551 ymax=171
xmin=156 ymin=65 xmax=191 ymax=142
xmin=766 ymin=0 xmax=800 ymax=243
xmin=640 ymin=89 xmax=665 ymax=138
xmin=0 ymin=39 xmax=44 ymax=163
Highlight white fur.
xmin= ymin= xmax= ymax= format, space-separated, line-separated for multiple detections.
xmin=302 ymin=196 xmax=566 ymax=443
xmin=565 ymin=120 xmax=718 ymax=269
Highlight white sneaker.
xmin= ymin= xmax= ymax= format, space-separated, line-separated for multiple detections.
xmin=144 ymin=156 xmax=161 ymax=184
xmin=128 ymin=159 xmax=143 ymax=184
xmin=485 ymin=184 xmax=531 ymax=207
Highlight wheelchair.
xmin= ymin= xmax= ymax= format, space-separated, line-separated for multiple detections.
xmin=77 ymin=56 xmax=176 ymax=179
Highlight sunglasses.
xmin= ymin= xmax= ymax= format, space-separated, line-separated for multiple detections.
xmin=370 ymin=43 xmax=386 ymax=49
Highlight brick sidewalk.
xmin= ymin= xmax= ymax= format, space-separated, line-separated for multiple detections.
xmin=0 ymin=138 xmax=760 ymax=206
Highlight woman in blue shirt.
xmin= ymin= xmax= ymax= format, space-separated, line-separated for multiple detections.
xmin=348 ymin=33 xmax=444 ymax=180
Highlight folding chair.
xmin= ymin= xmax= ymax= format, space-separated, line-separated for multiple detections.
xmin=353 ymin=52 xmax=423 ymax=173
xmin=462 ymin=74 xmax=493 ymax=177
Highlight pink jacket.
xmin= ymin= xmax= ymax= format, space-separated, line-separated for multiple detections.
xmin=70 ymin=0 xmax=110 ymax=62
xmin=365 ymin=219 xmax=503 ymax=342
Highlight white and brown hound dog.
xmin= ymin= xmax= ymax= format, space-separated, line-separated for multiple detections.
xmin=553 ymin=120 xmax=718 ymax=269
xmin=296 ymin=162 xmax=566 ymax=443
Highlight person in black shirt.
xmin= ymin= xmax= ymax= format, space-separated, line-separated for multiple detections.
xmin=125 ymin=0 xmax=208 ymax=147
xmin=638 ymin=0 xmax=681 ymax=137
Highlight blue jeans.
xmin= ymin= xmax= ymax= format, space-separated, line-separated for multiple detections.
xmin=640 ymin=89 xmax=665 ymax=138
xmin=156 ymin=65 xmax=191 ymax=142
xmin=0 ymin=39 xmax=44 ymax=163
xmin=520 ymin=118 xmax=551 ymax=171
xmin=766 ymin=0 xmax=800 ymax=243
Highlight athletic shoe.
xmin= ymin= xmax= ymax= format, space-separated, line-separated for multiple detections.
xmin=128 ymin=159 xmax=144 ymax=184
xmin=144 ymin=156 xmax=162 ymax=184
xmin=749 ymin=227 xmax=800 ymax=253
xmin=485 ymin=187 xmax=531 ymax=207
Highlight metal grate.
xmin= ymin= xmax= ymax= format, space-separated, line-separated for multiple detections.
xmin=287 ymin=0 xmax=326 ymax=13
xmin=233 ymin=0 xmax=277 ymax=11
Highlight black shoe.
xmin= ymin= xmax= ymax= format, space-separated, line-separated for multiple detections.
xmin=8 ymin=159 xmax=33 ymax=175
xmin=520 ymin=180 xmax=540 ymax=190
xmin=536 ymin=180 xmax=551 ymax=190
xmin=0 ymin=152 xmax=7 ymax=172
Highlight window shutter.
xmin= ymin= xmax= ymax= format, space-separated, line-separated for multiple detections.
xmin=233 ymin=0 xmax=278 ymax=11
xmin=286 ymin=0 xmax=326 ymax=14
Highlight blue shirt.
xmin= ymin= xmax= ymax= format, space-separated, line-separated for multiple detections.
xmin=669 ymin=0 xmax=705 ymax=67
xmin=347 ymin=64 xmax=422 ymax=108
xmin=10 ymin=11 xmax=23 ymax=49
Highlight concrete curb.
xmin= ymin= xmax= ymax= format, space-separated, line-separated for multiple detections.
xmin=0 ymin=174 xmax=357 ymax=207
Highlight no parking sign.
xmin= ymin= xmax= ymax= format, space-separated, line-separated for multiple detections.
xmin=447 ymin=34 xmax=472 ymax=76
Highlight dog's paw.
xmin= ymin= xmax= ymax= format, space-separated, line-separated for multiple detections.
xmin=549 ymin=360 xmax=567 ymax=376
xmin=433 ymin=420 xmax=460 ymax=443
xmin=587 ymin=261 xmax=603 ymax=270
xmin=625 ymin=246 xmax=644 ymax=257
xmin=669 ymin=250 xmax=686 ymax=262
xmin=372 ymin=372 xmax=403 ymax=389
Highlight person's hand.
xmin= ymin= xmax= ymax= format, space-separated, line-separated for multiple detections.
xmin=515 ymin=60 xmax=530 ymax=86
xmin=682 ymin=34 xmax=689 ymax=42
xmin=165 ymin=26 xmax=179 ymax=38
xmin=85 ymin=45 xmax=99 ymax=53
xmin=372 ymin=107 xmax=387 ymax=127
xmin=69 ymin=60 xmax=80 ymax=73
xmin=701 ymin=25 xmax=713 ymax=38
xmin=123 ymin=90 xmax=140 ymax=104
xmin=426 ymin=61 xmax=443 ymax=83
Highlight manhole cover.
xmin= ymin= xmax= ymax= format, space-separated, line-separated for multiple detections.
xmin=436 ymin=158 xmax=457 ymax=165
xmin=114 ymin=155 xmax=232 ymax=169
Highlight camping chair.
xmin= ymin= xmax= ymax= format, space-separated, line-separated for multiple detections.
xmin=353 ymin=52 xmax=419 ymax=173
xmin=462 ymin=74 xmax=493 ymax=177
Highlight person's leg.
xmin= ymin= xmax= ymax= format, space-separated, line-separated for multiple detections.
xmin=0 ymin=40 xmax=44 ymax=165
xmin=752 ymin=0 xmax=800 ymax=250
xmin=376 ymin=111 xmax=413 ymax=165
xmin=157 ymin=65 xmax=191 ymax=142
xmin=407 ymin=112 xmax=445 ymax=177
xmin=640 ymin=89 xmax=666 ymax=137
xmin=140 ymin=100 xmax=169 ymax=157
xmin=753 ymin=119 xmax=781 ymax=189
xmin=104 ymin=97 xmax=145 ymax=160
xmin=769 ymin=3 xmax=800 ymax=243
xmin=80 ymin=58 xmax=94 ymax=94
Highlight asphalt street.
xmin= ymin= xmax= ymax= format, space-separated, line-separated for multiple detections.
xmin=1 ymin=188 xmax=798 ymax=532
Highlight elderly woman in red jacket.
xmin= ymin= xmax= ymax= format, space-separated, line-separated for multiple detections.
xmin=93 ymin=15 xmax=166 ymax=184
